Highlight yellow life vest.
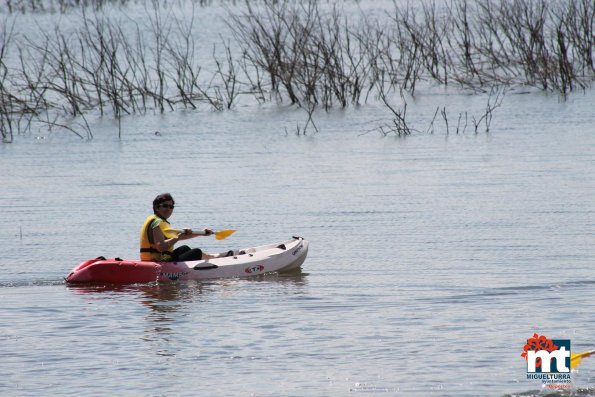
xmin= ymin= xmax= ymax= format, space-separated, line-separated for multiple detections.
xmin=139 ymin=215 xmax=177 ymax=261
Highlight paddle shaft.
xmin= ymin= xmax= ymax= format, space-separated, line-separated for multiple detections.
xmin=169 ymin=229 xmax=210 ymax=236
xmin=166 ymin=228 xmax=236 ymax=240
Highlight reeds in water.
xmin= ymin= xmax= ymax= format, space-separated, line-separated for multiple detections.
xmin=0 ymin=0 xmax=593 ymax=140
xmin=231 ymin=0 xmax=594 ymax=101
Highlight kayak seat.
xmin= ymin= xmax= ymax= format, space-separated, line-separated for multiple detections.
xmin=224 ymin=250 xmax=234 ymax=257
xmin=276 ymin=244 xmax=286 ymax=250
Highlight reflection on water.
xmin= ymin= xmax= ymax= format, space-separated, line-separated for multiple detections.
xmin=65 ymin=272 xmax=309 ymax=350
xmin=65 ymin=270 xmax=309 ymax=302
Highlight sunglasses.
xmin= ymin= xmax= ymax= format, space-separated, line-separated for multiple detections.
xmin=160 ymin=204 xmax=175 ymax=209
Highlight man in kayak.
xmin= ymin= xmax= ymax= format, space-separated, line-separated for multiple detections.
xmin=140 ymin=193 xmax=220 ymax=261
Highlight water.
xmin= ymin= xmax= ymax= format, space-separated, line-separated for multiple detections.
xmin=2 ymin=3 xmax=595 ymax=397
xmin=2 ymin=89 xmax=594 ymax=396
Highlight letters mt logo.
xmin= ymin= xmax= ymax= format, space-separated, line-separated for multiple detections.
xmin=521 ymin=333 xmax=571 ymax=373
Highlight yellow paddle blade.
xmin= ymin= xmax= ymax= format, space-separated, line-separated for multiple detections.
xmin=571 ymin=350 xmax=595 ymax=370
xmin=215 ymin=229 xmax=236 ymax=240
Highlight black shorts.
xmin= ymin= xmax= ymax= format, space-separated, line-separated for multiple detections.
xmin=172 ymin=245 xmax=203 ymax=261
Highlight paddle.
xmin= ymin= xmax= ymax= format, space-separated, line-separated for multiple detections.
xmin=571 ymin=350 xmax=595 ymax=370
xmin=166 ymin=228 xmax=236 ymax=240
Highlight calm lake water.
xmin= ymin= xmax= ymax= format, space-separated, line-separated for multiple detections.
xmin=1 ymin=2 xmax=595 ymax=397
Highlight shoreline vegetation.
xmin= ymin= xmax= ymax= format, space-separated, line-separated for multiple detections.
xmin=0 ymin=0 xmax=593 ymax=141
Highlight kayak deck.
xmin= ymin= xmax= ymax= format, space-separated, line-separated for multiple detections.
xmin=65 ymin=237 xmax=309 ymax=284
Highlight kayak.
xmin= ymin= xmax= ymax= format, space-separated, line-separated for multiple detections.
xmin=65 ymin=237 xmax=309 ymax=284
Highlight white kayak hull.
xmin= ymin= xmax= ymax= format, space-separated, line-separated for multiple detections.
xmin=66 ymin=237 xmax=309 ymax=284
